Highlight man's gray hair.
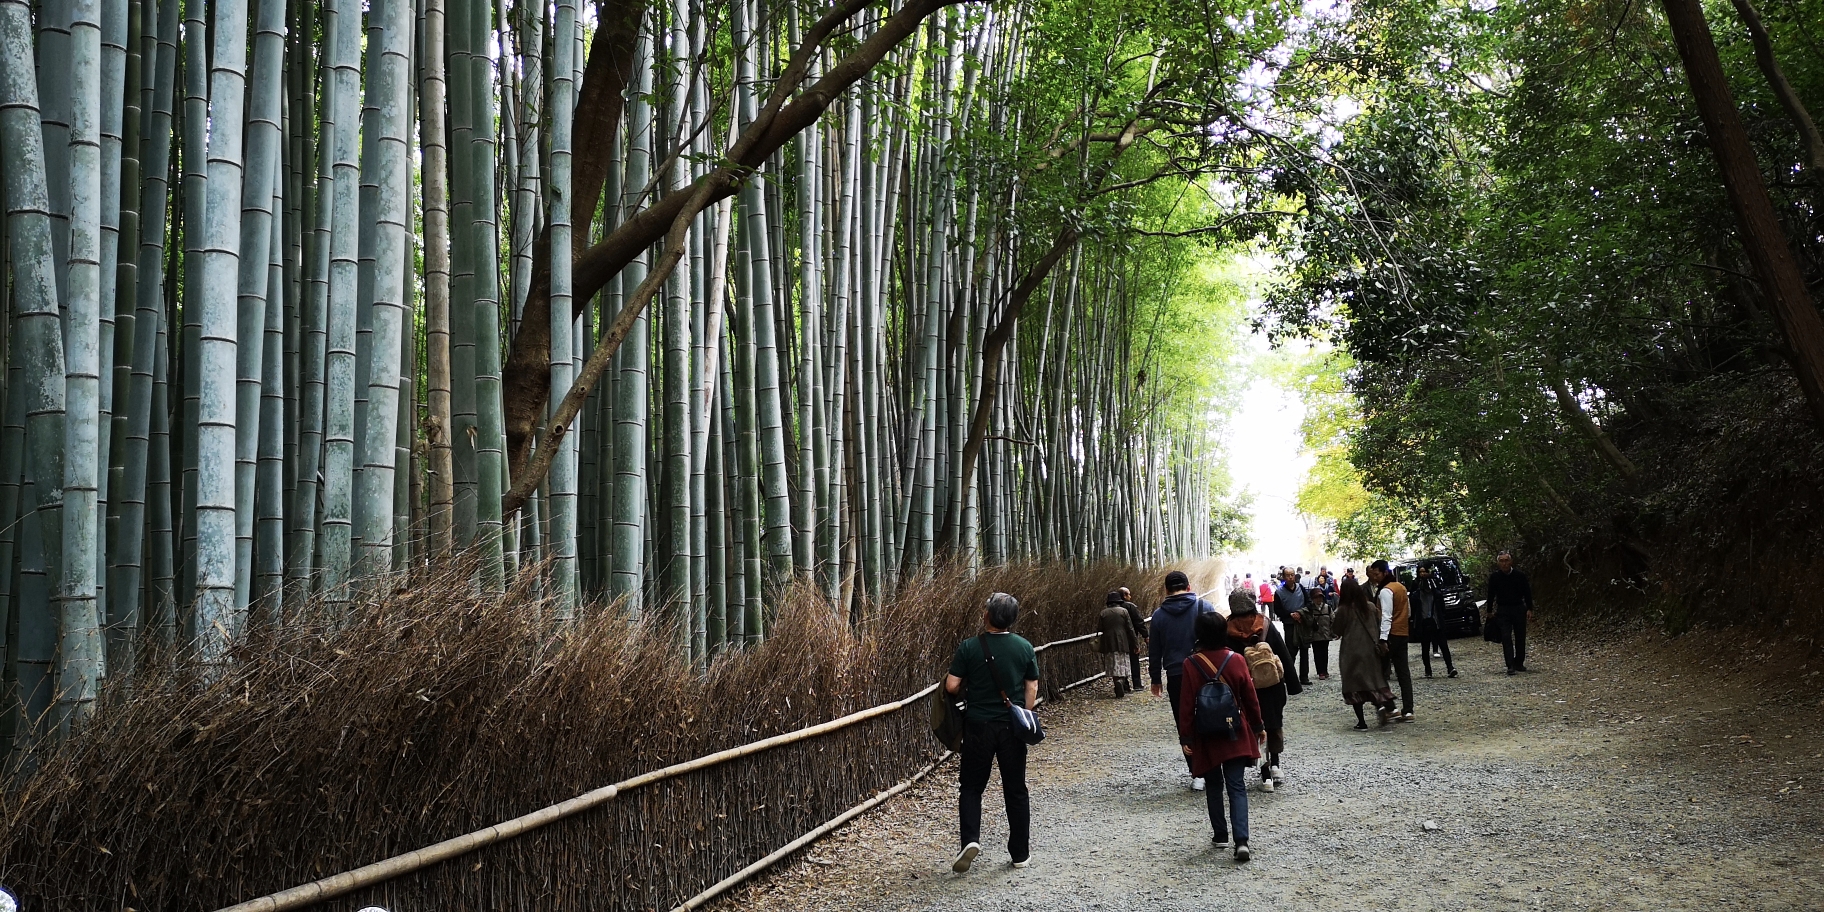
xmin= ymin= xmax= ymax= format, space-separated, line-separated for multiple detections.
xmin=985 ymin=592 xmax=1020 ymax=630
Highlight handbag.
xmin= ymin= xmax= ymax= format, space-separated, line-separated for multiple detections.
xmin=978 ymin=635 xmax=1044 ymax=745
xmin=1482 ymin=612 xmax=1505 ymax=643
xmin=929 ymin=687 xmax=966 ymax=750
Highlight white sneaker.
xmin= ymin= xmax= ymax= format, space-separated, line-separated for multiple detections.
xmin=952 ymin=842 xmax=980 ymax=873
xmin=1269 ymin=764 xmax=1284 ymax=784
xmin=1011 ymin=857 xmax=1030 ymax=869
xmin=1192 ymin=777 xmax=1206 ymax=791
xmin=1235 ymin=843 xmax=1252 ymax=863
xmin=1262 ymin=778 xmax=1276 ymax=793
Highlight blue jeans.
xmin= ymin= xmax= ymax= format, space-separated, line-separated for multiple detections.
xmin=1205 ymin=757 xmax=1251 ymax=843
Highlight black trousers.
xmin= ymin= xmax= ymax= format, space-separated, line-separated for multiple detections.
xmin=1128 ymin=648 xmax=1144 ymax=687
xmin=1415 ymin=620 xmax=1454 ymax=675
xmin=1297 ymin=639 xmax=1329 ymax=680
xmin=959 ymin=718 xmax=1030 ymax=861
xmin=1499 ymin=610 xmax=1528 ymax=670
xmin=1381 ymin=635 xmax=1414 ymax=714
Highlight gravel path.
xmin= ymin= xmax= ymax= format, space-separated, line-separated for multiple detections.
xmin=718 ymin=628 xmax=1824 ymax=911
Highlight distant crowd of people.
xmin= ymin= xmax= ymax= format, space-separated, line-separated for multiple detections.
xmin=940 ymin=553 xmax=1538 ymax=869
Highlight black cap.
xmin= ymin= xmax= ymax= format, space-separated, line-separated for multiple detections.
xmin=1164 ymin=570 xmax=1190 ymax=590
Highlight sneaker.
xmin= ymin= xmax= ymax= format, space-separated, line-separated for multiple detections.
xmin=952 ymin=843 xmax=981 ymax=873
xmin=1262 ymin=778 xmax=1276 ymax=793
xmin=1447 ymin=669 xmax=1458 ymax=678
xmin=1234 ymin=843 xmax=1252 ymax=863
xmin=1192 ymin=777 xmax=1206 ymax=791
xmin=1011 ymin=857 xmax=1030 ymax=869
xmin=1353 ymin=721 xmax=1368 ymax=731
xmin=1212 ymin=834 xmax=1230 ymax=848
xmin=1397 ymin=712 xmax=1414 ymax=723
xmin=1269 ymin=765 xmax=1284 ymax=784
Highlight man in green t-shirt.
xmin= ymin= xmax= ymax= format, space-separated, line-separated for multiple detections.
xmin=943 ymin=592 xmax=1040 ymax=873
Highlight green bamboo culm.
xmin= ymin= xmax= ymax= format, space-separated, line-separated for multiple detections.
xmin=318 ymin=0 xmax=363 ymax=610
xmin=231 ymin=0 xmax=287 ymax=613
xmin=58 ymin=0 xmax=106 ymax=729
xmin=1 ymin=0 xmax=71 ymax=746
xmin=545 ymin=0 xmax=580 ymax=620
xmin=352 ymin=0 xmax=412 ymax=580
xmin=189 ymin=0 xmax=251 ymax=654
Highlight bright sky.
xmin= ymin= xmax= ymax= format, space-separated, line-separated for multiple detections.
xmin=1220 ymin=324 xmax=1335 ymax=583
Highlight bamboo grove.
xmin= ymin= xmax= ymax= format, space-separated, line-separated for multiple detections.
xmin=0 ymin=0 xmax=1285 ymax=747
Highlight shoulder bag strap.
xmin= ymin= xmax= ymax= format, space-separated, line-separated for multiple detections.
xmin=1193 ymin=651 xmax=1227 ymax=678
xmin=977 ymin=634 xmax=1018 ymax=706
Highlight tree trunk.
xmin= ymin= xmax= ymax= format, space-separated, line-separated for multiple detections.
xmin=1659 ymin=0 xmax=1824 ymax=431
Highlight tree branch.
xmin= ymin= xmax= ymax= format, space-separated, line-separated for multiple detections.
xmin=503 ymin=0 xmax=976 ymax=518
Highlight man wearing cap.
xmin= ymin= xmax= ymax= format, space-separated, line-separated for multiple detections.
xmin=1149 ymin=569 xmax=1221 ymax=789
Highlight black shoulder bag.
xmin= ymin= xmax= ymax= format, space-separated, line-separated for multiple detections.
xmin=929 ymin=677 xmax=967 ymax=750
xmin=978 ymin=635 xmax=1044 ymax=745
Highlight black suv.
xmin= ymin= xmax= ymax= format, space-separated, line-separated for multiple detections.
xmin=1392 ymin=555 xmax=1480 ymax=637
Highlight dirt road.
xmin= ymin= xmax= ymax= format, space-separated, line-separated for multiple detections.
xmin=718 ymin=629 xmax=1824 ymax=911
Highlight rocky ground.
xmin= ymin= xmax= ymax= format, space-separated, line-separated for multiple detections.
xmin=714 ymin=624 xmax=1824 ymax=912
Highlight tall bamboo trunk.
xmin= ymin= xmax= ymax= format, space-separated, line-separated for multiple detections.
xmin=1 ymin=0 xmax=71 ymax=743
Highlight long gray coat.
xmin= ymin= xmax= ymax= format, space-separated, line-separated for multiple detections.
xmin=1336 ymin=604 xmax=1393 ymax=705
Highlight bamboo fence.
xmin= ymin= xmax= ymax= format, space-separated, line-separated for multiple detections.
xmin=211 ymin=630 xmax=1106 ymax=912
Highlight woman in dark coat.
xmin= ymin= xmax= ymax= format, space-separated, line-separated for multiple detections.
xmin=1097 ymin=590 xmax=1139 ymax=696
xmin=1177 ymin=612 xmax=1264 ymax=862
xmin=1334 ymin=577 xmax=1396 ymax=729
xmin=1225 ymin=590 xmax=1300 ymax=791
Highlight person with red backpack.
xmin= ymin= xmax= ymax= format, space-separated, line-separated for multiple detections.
xmin=1226 ymin=587 xmax=1301 ymax=793
xmin=1177 ymin=612 xmax=1264 ymax=862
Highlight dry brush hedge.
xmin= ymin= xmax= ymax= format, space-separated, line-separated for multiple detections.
xmin=0 ymin=559 xmax=1155 ymax=911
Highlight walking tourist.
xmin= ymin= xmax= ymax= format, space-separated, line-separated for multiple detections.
xmin=1150 ymin=570 xmax=1219 ymax=789
xmin=1272 ymin=569 xmax=1309 ymax=685
xmin=1313 ymin=568 xmax=1338 ymax=604
xmin=1119 ymin=586 xmax=1147 ymax=686
xmin=1366 ymin=560 xmax=1415 ymax=721
xmin=1298 ymin=579 xmax=1334 ymax=681
xmin=1410 ymin=565 xmax=1457 ymax=678
xmin=1176 ymin=612 xmax=1263 ymax=862
xmin=1334 ymin=578 xmax=1396 ymax=729
xmin=945 ymin=593 xmax=1040 ymax=872
xmin=1486 ymin=551 xmax=1535 ymax=675
xmin=1226 ymin=588 xmax=1300 ymax=792
xmin=1099 ymin=591 xmax=1138 ymax=697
